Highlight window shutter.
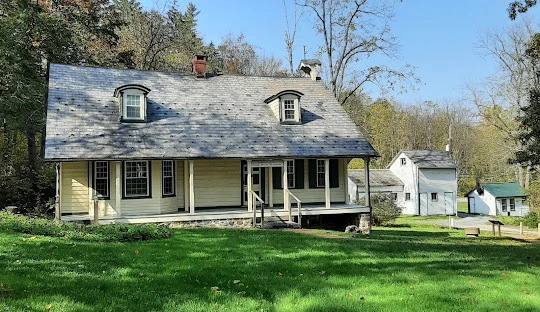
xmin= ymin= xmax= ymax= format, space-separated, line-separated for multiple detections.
xmin=330 ymin=159 xmax=339 ymax=188
xmin=308 ymin=159 xmax=317 ymax=188
xmin=272 ymin=167 xmax=282 ymax=189
xmin=294 ymin=159 xmax=304 ymax=189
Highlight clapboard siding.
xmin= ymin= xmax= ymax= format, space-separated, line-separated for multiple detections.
xmin=61 ymin=162 xmax=89 ymax=213
xmin=272 ymin=159 xmax=346 ymax=204
xmin=193 ymin=160 xmax=241 ymax=207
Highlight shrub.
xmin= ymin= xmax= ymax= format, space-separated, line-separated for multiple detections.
xmin=523 ymin=211 xmax=539 ymax=229
xmin=0 ymin=211 xmax=171 ymax=242
xmin=357 ymin=194 xmax=402 ymax=226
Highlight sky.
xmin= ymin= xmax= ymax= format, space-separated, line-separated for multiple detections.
xmin=139 ymin=0 xmax=540 ymax=105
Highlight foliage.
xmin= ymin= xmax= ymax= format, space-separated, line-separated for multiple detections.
xmin=508 ymin=0 xmax=537 ymax=20
xmin=368 ymin=194 xmax=402 ymax=226
xmin=0 ymin=212 xmax=171 ymax=242
xmin=1 ymin=228 xmax=539 ymax=311
xmin=522 ymin=211 xmax=539 ymax=228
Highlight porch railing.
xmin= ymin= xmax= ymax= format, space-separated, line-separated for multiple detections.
xmin=250 ymin=190 xmax=265 ymax=228
xmin=285 ymin=189 xmax=302 ymax=228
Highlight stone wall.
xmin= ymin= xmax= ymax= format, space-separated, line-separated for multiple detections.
xmin=170 ymin=218 xmax=252 ymax=229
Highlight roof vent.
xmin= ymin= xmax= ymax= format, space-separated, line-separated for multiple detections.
xmin=298 ymin=59 xmax=322 ymax=81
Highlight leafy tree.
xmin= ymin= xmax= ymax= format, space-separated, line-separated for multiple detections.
xmin=367 ymin=194 xmax=402 ymax=226
xmin=508 ymin=0 xmax=538 ymax=20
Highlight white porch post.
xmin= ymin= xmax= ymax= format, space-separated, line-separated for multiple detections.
xmin=55 ymin=163 xmax=60 ymax=221
xmin=268 ymin=167 xmax=273 ymax=208
xmin=115 ymin=161 xmax=122 ymax=216
xmin=364 ymin=157 xmax=372 ymax=234
xmin=189 ymin=160 xmax=194 ymax=214
xmin=325 ymin=159 xmax=330 ymax=209
xmin=344 ymin=159 xmax=349 ymax=204
xmin=247 ymin=160 xmax=253 ymax=212
xmin=184 ymin=160 xmax=189 ymax=212
xmin=283 ymin=160 xmax=289 ymax=212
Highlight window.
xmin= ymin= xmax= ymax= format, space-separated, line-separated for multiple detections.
xmin=94 ymin=161 xmax=109 ymax=198
xmin=162 ymin=160 xmax=175 ymax=196
xmin=390 ymin=193 xmax=397 ymax=201
xmin=510 ymin=199 xmax=515 ymax=211
xmin=431 ymin=193 xmax=438 ymax=201
xmin=286 ymin=160 xmax=295 ymax=188
xmin=125 ymin=94 xmax=142 ymax=119
xmin=400 ymin=158 xmax=406 ymax=165
xmin=405 ymin=193 xmax=411 ymax=201
xmin=124 ymin=161 xmax=150 ymax=197
xmin=283 ymin=99 xmax=296 ymax=121
xmin=501 ymin=199 xmax=507 ymax=212
xmin=316 ymin=159 xmax=325 ymax=187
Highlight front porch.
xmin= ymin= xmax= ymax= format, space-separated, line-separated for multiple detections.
xmin=61 ymin=203 xmax=369 ymax=224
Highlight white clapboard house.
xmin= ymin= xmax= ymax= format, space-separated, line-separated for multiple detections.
xmin=44 ymin=57 xmax=379 ymax=225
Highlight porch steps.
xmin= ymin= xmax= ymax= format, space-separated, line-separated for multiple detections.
xmin=261 ymin=220 xmax=300 ymax=229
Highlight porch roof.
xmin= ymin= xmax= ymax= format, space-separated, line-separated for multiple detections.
xmin=44 ymin=64 xmax=378 ymax=161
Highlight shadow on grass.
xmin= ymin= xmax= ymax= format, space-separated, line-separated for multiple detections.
xmin=1 ymin=227 xmax=539 ymax=311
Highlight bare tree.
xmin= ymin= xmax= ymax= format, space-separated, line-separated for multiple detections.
xmin=298 ymin=0 xmax=416 ymax=104
xmin=283 ymin=0 xmax=301 ymax=75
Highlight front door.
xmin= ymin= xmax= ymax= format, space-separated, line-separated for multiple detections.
xmin=242 ymin=164 xmax=262 ymax=207
xmin=444 ymin=192 xmax=454 ymax=215
xmin=419 ymin=193 xmax=428 ymax=216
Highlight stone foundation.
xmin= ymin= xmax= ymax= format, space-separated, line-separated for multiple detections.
xmin=170 ymin=218 xmax=253 ymax=229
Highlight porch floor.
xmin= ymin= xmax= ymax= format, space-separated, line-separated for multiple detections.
xmin=61 ymin=203 xmax=370 ymax=224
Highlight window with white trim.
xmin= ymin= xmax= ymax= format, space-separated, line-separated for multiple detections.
xmin=400 ymin=158 xmax=406 ymax=165
xmin=94 ymin=161 xmax=109 ymax=198
xmin=316 ymin=159 xmax=325 ymax=187
xmin=162 ymin=160 xmax=175 ymax=196
xmin=121 ymin=89 xmax=146 ymax=121
xmin=405 ymin=193 xmax=411 ymax=200
xmin=431 ymin=192 xmax=438 ymax=201
xmin=125 ymin=161 xmax=150 ymax=197
xmin=283 ymin=100 xmax=296 ymax=121
xmin=280 ymin=95 xmax=300 ymax=123
xmin=390 ymin=193 xmax=397 ymax=201
xmin=286 ymin=160 xmax=295 ymax=188
xmin=510 ymin=198 xmax=515 ymax=211
xmin=501 ymin=199 xmax=507 ymax=212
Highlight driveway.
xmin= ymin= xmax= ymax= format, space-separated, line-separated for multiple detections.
xmin=431 ymin=213 xmax=538 ymax=235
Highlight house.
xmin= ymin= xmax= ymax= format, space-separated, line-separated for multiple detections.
xmin=347 ymin=169 xmax=403 ymax=204
xmin=466 ymin=182 xmax=529 ymax=216
xmin=387 ymin=150 xmax=457 ymax=215
xmin=44 ymin=57 xmax=379 ymax=226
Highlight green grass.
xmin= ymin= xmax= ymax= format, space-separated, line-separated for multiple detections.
xmin=458 ymin=201 xmax=468 ymax=213
xmin=1 ymin=225 xmax=539 ymax=311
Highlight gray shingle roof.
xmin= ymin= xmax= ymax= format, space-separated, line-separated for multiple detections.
xmin=44 ymin=63 xmax=378 ymax=160
xmin=400 ymin=150 xmax=457 ymax=169
xmin=348 ymin=169 xmax=403 ymax=187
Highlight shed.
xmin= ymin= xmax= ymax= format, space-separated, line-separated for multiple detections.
xmin=467 ymin=182 xmax=529 ymax=216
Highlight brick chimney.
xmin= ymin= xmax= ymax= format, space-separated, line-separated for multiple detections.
xmin=192 ymin=55 xmax=207 ymax=77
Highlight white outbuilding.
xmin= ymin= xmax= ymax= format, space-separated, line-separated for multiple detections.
xmin=466 ymin=182 xmax=529 ymax=216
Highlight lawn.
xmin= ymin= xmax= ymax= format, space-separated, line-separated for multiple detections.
xmin=1 ymin=224 xmax=539 ymax=311
xmin=458 ymin=201 xmax=468 ymax=213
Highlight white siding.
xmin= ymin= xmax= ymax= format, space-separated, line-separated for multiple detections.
xmin=193 ymin=159 xmax=241 ymax=207
xmin=61 ymin=162 xmax=89 ymax=214
xmin=272 ymin=159 xmax=346 ymax=204
xmin=388 ymin=152 xmax=418 ymax=215
xmin=268 ymin=98 xmax=280 ymax=120
xmin=469 ymin=190 xmax=530 ymax=216
xmin=418 ymin=168 xmax=457 ymax=215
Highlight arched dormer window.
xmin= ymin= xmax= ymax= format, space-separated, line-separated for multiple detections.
xmin=114 ymin=84 xmax=151 ymax=122
xmin=264 ymin=90 xmax=304 ymax=124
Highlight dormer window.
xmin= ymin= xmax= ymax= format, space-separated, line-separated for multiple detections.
xmin=264 ymin=90 xmax=304 ymax=124
xmin=114 ymin=84 xmax=151 ymax=122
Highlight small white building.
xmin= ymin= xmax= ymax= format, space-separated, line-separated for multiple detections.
xmin=388 ymin=150 xmax=457 ymax=216
xmin=348 ymin=169 xmax=403 ymax=204
xmin=466 ymin=182 xmax=529 ymax=216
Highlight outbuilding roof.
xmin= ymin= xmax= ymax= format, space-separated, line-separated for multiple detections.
xmin=389 ymin=150 xmax=457 ymax=169
xmin=44 ymin=63 xmax=378 ymax=161
xmin=476 ymin=182 xmax=527 ymax=198
xmin=348 ymin=169 xmax=403 ymax=187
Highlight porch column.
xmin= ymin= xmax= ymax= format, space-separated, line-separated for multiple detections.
xmin=184 ymin=160 xmax=189 ymax=212
xmin=344 ymin=159 xmax=349 ymax=204
xmin=247 ymin=160 xmax=253 ymax=212
xmin=283 ymin=160 xmax=289 ymax=212
xmin=268 ymin=167 xmax=273 ymax=207
xmin=189 ymin=160 xmax=194 ymax=214
xmin=325 ymin=159 xmax=330 ymax=209
xmin=115 ymin=161 xmax=122 ymax=216
xmin=55 ymin=162 xmax=60 ymax=221
xmin=364 ymin=157 xmax=372 ymax=234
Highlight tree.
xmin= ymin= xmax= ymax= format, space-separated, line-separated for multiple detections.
xmin=508 ymin=0 xmax=538 ymax=20
xmin=298 ymin=0 xmax=416 ymax=105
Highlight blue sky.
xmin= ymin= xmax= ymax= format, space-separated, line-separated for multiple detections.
xmin=140 ymin=0 xmax=540 ymax=104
